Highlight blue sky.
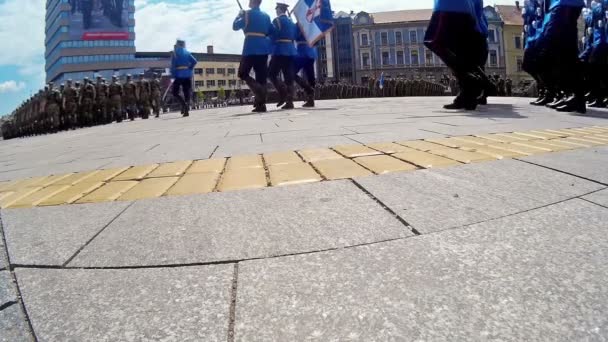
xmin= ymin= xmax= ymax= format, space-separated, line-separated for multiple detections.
xmin=0 ymin=0 xmax=517 ymax=116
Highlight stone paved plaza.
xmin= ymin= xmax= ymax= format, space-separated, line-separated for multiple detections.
xmin=1 ymin=97 xmax=608 ymax=341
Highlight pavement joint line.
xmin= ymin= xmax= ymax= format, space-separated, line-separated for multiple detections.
xmin=62 ymin=201 xmax=136 ymax=267
xmin=145 ymin=143 xmax=160 ymax=152
xmin=212 ymin=159 xmax=230 ymax=193
xmin=514 ymin=158 xmax=608 ymax=187
xmin=0 ymin=301 xmax=18 ymax=312
xmin=0 ymin=212 xmax=39 ymax=342
xmin=259 ymin=154 xmax=272 ymax=187
xmin=351 ymin=179 xmax=422 ymax=236
xmin=227 ymin=263 xmax=239 ymax=342
xmin=209 ymin=145 xmax=220 ymax=159
xmin=580 ymin=197 xmax=608 ymax=210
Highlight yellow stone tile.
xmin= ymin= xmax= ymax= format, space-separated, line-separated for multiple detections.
xmin=118 ymin=177 xmax=179 ymax=201
xmin=543 ymin=129 xmax=579 ymax=137
xmin=226 ymin=155 xmax=264 ymax=170
xmin=588 ymin=134 xmax=608 ymax=142
xmin=512 ymin=132 xmax=549 ymax=140
xmin=512 ymin=141 xmax=565 ymax=152
xmin=76 ymin=181 xmax=138 ymax=204
xmin=112 ymin=164 xmax=159 ymax=181
xmin=166 ymin=173 xmax=220 ymax=196
xmin=494 ymin=133 xmax=532 ymax=141
xmin=486 ymin=142 xmax=549 ymax=156
xmin=146 ymin=161 xmax=193 ymax=178
xmin=0 ymin=191 xmax=15 ymax=202
xmin=332 ymin=144 xmax=381 ymax=158
xmin=591 ymin=126 xmax=608 ymax=133
xmin=452 ymin=136 xmax=493 ymax=146
xmin=398 ymin=140 xmax=448 ymax=151
xmin=84 ymin=168 xmax=130 ymax=183
xmin=218 ymin=167 xmax=267 ymax=191
xmin=560 ymin=129 xmax=588 ymax=136
xmin=421 ymin=138 xmax=461 ymax=148
xmin=263 ymin=151 xmax=302 ymax=166
xmin=54 ymin=170 xmax=102 ymax=185
xmin=35 ymin=173 xmax=75 ymax=187
xmin=0 ymin=181 xmax=15 ymax=192
xmin=568 ymin=127 xmax=605 ymax=135
xmin=393 ymin=150 xmax=461 ymax=169
xmin=354 ymin=155 xmax=418 ymax=174
xmin=460 ymin=146 xmax=525 ymax=159
xmin=187 ymin=158 xmax=226 ymax=174
xmin=268 ymin=163 xmax=322 ymax=186
xmin=577 ymin=127 xmax=607 ymax=133
xmin=298 ymin=148 xmax=343 ymax=162
xmin=3 ymin=176 xmax=50 ymax=191
xmin=39 ymin=182 xmax=105 ymax=206
xmin=430 ymin=148 xmax=496 ymax=164
xmin=529 ymin=130 xmax=564 ymax=138
xmin=474 ymin=134 xmax=525 ymax=143
xmin=366 ymin=142 xmax=413 ymax=154
xmin=0 ymin=187 xmax=43 ymax=208
xmin=561 ymin=137 xmax=605 ymax=146
xmin=549 ymin=138 xmax=595 ymax=148
xmin=7 ymin=185 xmax=71 ymax=209
xmin=312 ymin=159 xmax=372 ymax=180
xmin=539 ymin=140 xmax=582 ymax=150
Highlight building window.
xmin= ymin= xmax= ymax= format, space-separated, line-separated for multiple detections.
xmin=362 ymin=52 xmax=370 ymax=67
xmin=517 ymin=56 xmax=523 ymax=72
xmin=218 ymin=80 xmax=226 ymax=87
xmin=410 ymin=50 xmax=419 ymax=66
xmin=395 ymin=31 xmax=403 ymax=45
xmin=425 ymin=49 xmax=433 ymax=65
xmin=205 ymin=68 xmax=215 ymax=75
xmin=489 ymin=50 xmax=498 ymax=67
xmin=382 ymin=51 xmax=390 ymax=65
xmin=361 ymin=33 xmax=369 ymax=46
xmin=396 ymin=50 xmax=404 ymax=65
xmin=227 ymin=68 xmax=236 ymax=75
xmin=229 ymin=79 xmax=237 ymax=87
xmin=488 ymin=29 xmax=496 ymax=43
xmin=381 ymin=32 xmax=388 ymax=45
xmin=409 ymin=30 xmax=418 ymax=44
xmin=195 ymin=68 xmax=203 ymax=75
xmin=195 ymin=81 xmax=204 ymax=87
xmin=206 ymin=80 xmax=216 ymax=87
xmin=217 ymin=68 xmax=226 ymax=75
xmin=514 ymin=36 xmax=522 ymax=49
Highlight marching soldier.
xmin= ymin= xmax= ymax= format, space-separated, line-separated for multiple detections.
xmin=137 ymin=73 xmax=151 ymax=119
xmin=294 ymin=30 xmax=317 ymax=107
xmin=268 ymin=2 xmax=297 ymax=110
xmin=170 ymin=40 xmax=197 ymax=117
xmin=98 ymin=78 xmax=110 ymax=123
xmin=79 ymin=78 xmax=97 ymax=126
xmin=46 ymin=82 xmax=62 ymax=133
xmin=150 ymin=73 xmax=162 ymax=117
xmin=109 ymin=75 xmax=124 ymax=122
xmin=74 ymin=81 xmax=82 ymax=126
xmin=62 ymin=79 xmax=78 ymax=130
xmin=123 ymin=74 xmax=138 ymax=121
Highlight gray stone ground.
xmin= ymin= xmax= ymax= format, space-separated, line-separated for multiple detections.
xmin=1 ymin=97 xmax=608 ymax=341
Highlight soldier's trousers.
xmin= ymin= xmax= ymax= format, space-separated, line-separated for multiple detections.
xmin=151 ymin=93 xmax=162 ymax=115
xmin=239 ymin=55 xmax=268 ymax=106
xmin=269 ymin=55 xmax=295 ymax=103
xmin=295 ymin=57 xmax=316 ymax=96
xmin=109 ymin=96 xmax=122 ymax=122
xmin=587 ymin=44 xmax=608 ymax=101
xmin=173 ymin=78 xmax=192 ymax=110
xmin=81 ymin=99 xmax=94 ymax=126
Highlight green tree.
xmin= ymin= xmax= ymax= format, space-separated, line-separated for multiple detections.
xmin=218 ymin=87 xmax=226 ymax=100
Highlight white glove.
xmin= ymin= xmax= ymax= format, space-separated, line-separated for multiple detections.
xmin=238 ymin=10 xmax=245 ymax=17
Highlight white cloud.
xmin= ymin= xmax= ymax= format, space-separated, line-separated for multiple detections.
xmin=0 ymin=80 xmax=26 ymax=94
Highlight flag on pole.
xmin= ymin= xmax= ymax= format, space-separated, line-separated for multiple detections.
xmin=379 ymin=72 xmax=385 ymax=90
xmin=292 ymin=0 xmax=334 ymax=46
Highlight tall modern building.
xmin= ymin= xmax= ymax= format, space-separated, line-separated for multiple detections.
xmin=45 ymin=0 xmax=138 ymax=83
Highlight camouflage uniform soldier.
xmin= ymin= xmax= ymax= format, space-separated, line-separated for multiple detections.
xmin=46 ymin=82 xmax=62 ymax=132
xmin=39 ymin=87 xmax=49 ymax=134
xmin=123 ymin=74 xmax=138 ymax=121
xmin=79 ymin=78 xmax=97 ymax=127
xmin=136 ymin=73 xmax=150 ymax=119
xmin=62 ymin=80 xmax=78 ymax=130
xmin=150 ymin=74 xmax=162 ymax=118
xmin=97 ymin=78 xmax=110 ymax=124
xmin=74 ymin=81 xmax=82 ymax=126
xmin=109 ymin=76 xmax=123 ymax=122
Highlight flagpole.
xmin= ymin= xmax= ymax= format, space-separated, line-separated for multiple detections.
xmin=236 ymin=0 xmax=243 ymax=10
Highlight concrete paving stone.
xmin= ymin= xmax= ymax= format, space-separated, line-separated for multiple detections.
xmin=69 ymin=180 xmax=411 ymax=267
xmin=312 ymin=158 xmax=373 ymax=180
xmin=522 ymin=146 xmax=608 ymax=184
xmin=118 ymin=177 xmax=179 ymax=201
xmin=0 ymin=304 xmax=33 ymax=342
xmin=16 ymin=266 xmax=233 ymax=342
xmin=226 ymin=154 xmax=264 ymax=170
xmin=0 ymin=271 xmax=17 ymax=307
xmin=75 ymin=181 xmax=138 ymax=204
xmin=397 ymin=140 xmax=447 ymax=152
xmin=38 ymin=181 xmax=104 ymax=206
xmin=392 ymin=149 xmax=461 ymax=168
xmin=217 ymin=167 xmax=267 ymax=192
xmin=112 ymin=164 xmax=159 ymax=181
xmin=354 ymin=155 xmax=418 ymax=174
xmin=298 ymin=148 xmax=343 ymax=162
xmin=0 ymin=234 xmax=7 ymax=270
xmin=332 ymin=144 xmax=381 ymax=158
xmin=263 ymin=151 xmax=302 ymax=166
xmin=6 ymin=185 xmax=70 ymax=209
xmin=145 ymin=161 xmax=193 ymax=178
xmin=165 ymin=173 xmax=219 ymax=196
xmin=186 ymin=158 xmax=226 ymax=174
xmin=235 ymin=199 xmax=608 ymax=342
xmin=583 ymin=189 xmax=608 ymax=207
xmin=365 ymin=142 xmax=413 ymax=154
xmin=0 ymin=187 xmax=42 ymax=209
xmin=430 ymin=148 xmax=497 ymax=163
xmin=2 ymin=201 xmax=131 ymax=265
xmin=268 ymin=163 xmax=322 ymax=186
xmin=53 ymin=170 xmax=100 ymax=185
xmin=356 ymin=159 xmax=602 ymax=233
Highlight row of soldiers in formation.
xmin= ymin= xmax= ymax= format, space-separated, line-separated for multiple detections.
xmin=523 ymin=0 xmax=608 ymax=113
xmin=2 ymin=74 xmax=164 ymax=139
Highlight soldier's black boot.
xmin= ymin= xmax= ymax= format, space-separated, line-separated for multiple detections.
xmin=547 ymin=94 xmax=567 ymax=109
xmin=276 ymin=83 xmax=288 ymax=108
xmin=556 ymin=94 xmax=586 ymax=114
xmin=282 ymin=86 xmax=295 ymax=110
xmin=303 ymin=92 xmax=315 ymax=108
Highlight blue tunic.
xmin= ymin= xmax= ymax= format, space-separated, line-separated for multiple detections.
xmin=170 ymin=47 xmax=197 ymax=79
xmin=548 ymin=0 xmax=585 ymax=10
xmin=271 ymin=14 xmax=297 ymax=56
xmin=233 ymin=7 xmax=274 ymax=56
xmin=433 ymin=0 xmax=485 ymax=34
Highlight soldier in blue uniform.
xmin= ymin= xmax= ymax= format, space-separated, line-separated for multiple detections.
xmin=294 ymin=30 xmax=318 ymax=108
xmin=586 ymin=1 xmax=608 ymax=107
xmin=171 ymin=39 xmax=198 ymax=117
xmin=233 ymin=0 xmax=274 ymax=113
xmin=268 ymin=3 xmax=297 ymax=110
xmin=536 ymin=0 xmax=586 ymax=113
xmin=524 ymin=1 xmax=551 ymax=105
xmin=424 ymin=0 xmax=490 ymax=110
